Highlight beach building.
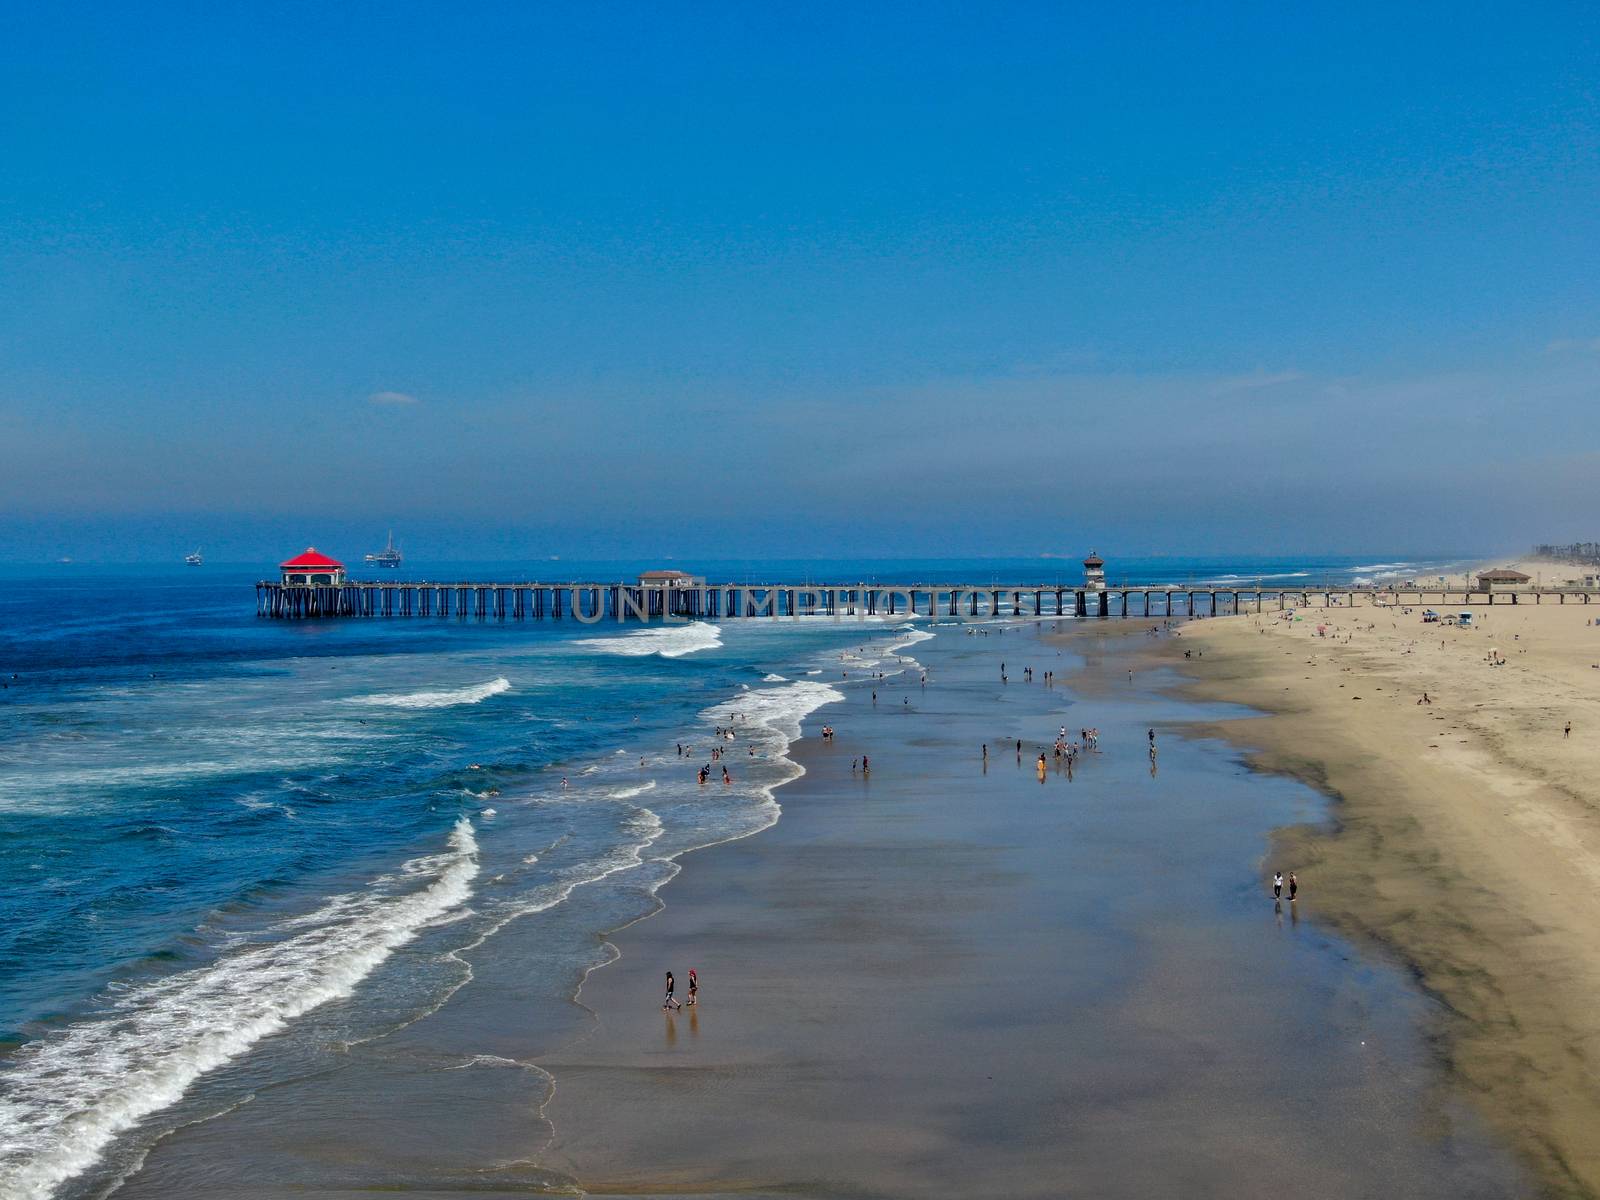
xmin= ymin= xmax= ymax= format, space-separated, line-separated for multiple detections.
xmin=1083 ymin=552 xmax=1106 ymax=592
xmin=1476 ymin=568 xmax=1531 ymax=592
xmin=638 ymin=568 xmax=704 ymax=588
xmin=280 ymin=548 xmax=347 ymax=586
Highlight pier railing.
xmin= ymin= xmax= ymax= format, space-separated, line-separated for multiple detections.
xmin=255 ymin=580 xmax=1599 ymax=621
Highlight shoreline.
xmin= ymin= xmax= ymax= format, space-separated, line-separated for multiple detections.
xmin=1165 ymin=600 xmax=1600 ymax=1198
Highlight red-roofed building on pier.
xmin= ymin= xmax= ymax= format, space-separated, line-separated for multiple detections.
xmin=280 ymin=548 xmax=346 ymax=586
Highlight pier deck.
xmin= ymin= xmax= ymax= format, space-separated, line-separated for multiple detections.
xmin=255 ymin=580 xmax=1600 ymax=621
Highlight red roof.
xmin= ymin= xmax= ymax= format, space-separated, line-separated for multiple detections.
xmin=280 ymin=547 xmax=344 ymax=570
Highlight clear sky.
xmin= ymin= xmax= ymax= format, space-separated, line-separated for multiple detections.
xmin=2 ymin=2 xmax=1597 ymax=561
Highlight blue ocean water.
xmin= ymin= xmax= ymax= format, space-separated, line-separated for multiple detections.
xmin=0 ymin=554 xmax=1467 ymax=1197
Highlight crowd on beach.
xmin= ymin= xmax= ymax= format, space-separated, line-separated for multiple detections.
xmin=658 ymin=621 xmax=1323 ymax=1010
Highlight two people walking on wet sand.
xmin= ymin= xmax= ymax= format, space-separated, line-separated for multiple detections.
xmin=663 ymin=968 xmax=698 ymax=1011
xmin=1271 ymin=871 xmax=1299 ymax=902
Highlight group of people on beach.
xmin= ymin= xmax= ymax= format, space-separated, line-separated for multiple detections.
xmin=1271 ymin=871 xmax=1299 ymax=902
xmin=662 ymin=968 xmax=698 ymax=1011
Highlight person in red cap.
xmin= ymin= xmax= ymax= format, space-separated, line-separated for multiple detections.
xmin=686 ymin=968 xmax=698 ymax=1006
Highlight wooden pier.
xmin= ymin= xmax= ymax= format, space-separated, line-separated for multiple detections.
xmin=255 ymin=580 xmax=1600 ymax=621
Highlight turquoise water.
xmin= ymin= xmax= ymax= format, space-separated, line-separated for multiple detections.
xmin=0 ymin=555 xmax=1473 ymax=1197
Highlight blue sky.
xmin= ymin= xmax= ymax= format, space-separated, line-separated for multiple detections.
xmin=2 ymin=2 xmax=1597 ymax=560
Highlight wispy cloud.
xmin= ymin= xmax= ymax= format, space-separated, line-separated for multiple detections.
xmin=1209 ymin=369 xmax=1305 ymax=398
xmin=368 ymin=390 xmax=420 ymax=406
xmin=1544 ymin=337 xmax=1600 ymax=354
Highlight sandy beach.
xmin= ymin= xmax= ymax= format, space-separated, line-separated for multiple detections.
xmin=1169 ymin=569 xmax=1600 ymax=1197
xmin=535 ymin=620 xmax=1526 ymax=1198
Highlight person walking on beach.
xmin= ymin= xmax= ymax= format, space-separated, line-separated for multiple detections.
xmin=861 ymin=755 xmax=870 ymax=775
xmin=1565 ymin=721 xmax=1572 ymax=739
xmin=1272 ymin=871 xmax=1284 ymax=900
xmin=663 ymin=971 xmax=682 ymax=1011
xmin=1288 ymin=872 xmax=1299 ymax=902
xmin=686 ymin=968 xmax=698 ymax=1006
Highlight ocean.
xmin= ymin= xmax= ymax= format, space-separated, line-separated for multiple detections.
xmin=0 ymin=555 xmax=1471 ymax=1198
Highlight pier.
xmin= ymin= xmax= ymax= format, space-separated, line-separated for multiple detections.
xmin=255 ymin=579 xmax=1599 ymax=621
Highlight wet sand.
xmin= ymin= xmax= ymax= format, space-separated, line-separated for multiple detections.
xmin=538 ymin=623 xmax=1526 ymax=1198
xmin=1163 ymin=600 xmax=1600 ymax=1198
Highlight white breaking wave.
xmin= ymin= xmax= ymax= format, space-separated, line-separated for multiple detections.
xmin=762 ymin=673 xmax=788 ymax=683
xmin=0 ymin=819 xmax=480 ymax=1200
xmin=1203 ymin=572 xmax=1312 ymax=583
xmin=701 ymin=680 xmax=845 ymax=745
xmin=609 ymin=781 xmax=658 ymax=800
xmin=353 ymin=677 xmax=511 ymax=710
xmin=885 ymin=628 xmax=935 ymax=654
xmin=575 ymin=622 xmax=722 ymax=659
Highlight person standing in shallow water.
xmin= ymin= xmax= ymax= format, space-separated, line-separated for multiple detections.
xmin=663 ymin=972 xmax=682 ymax=1011
xmin=1288 ymin=873 xmax=1299 ymax=902
xmin=1272 ymin=871 xmax=1284 ymax=900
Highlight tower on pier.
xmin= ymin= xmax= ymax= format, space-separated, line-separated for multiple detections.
xmin=1083 ymin=551 xmax=1106 ymax=592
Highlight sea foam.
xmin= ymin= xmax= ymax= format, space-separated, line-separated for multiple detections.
xmin=0 ymin=819 xmax=480 ymax=1200
xmin=701 ymin=679 xmax=845 ymax=745
xmin=354 ymin=677 xmax=511 ymax=709
xmin=575 ymin=622 xmax=722 ymax=658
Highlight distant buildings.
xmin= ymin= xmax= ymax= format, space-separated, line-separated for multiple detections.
xmin=1532 ymin=542 xmax=1600 ymax=562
